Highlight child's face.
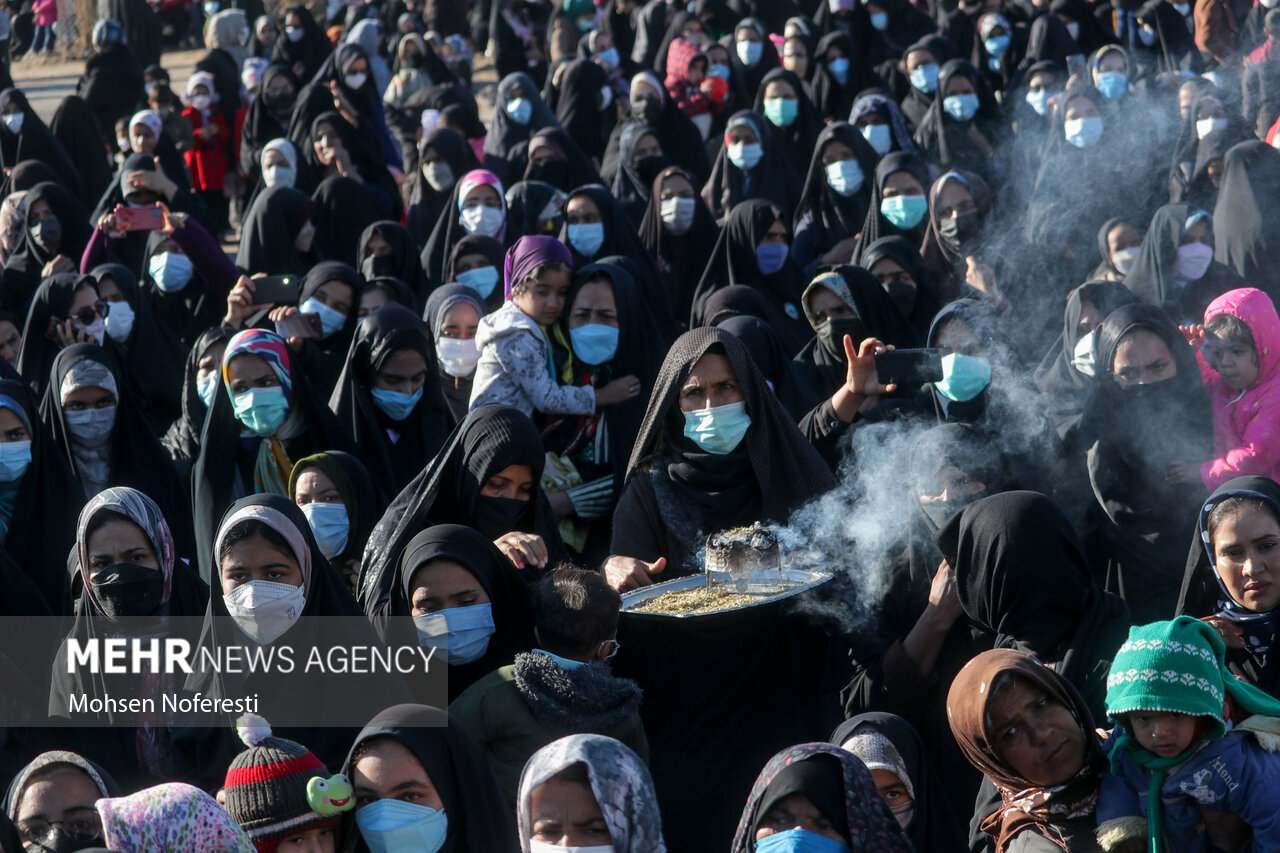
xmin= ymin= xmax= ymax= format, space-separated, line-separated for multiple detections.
xmin=1205 ymin=333 xmax=1260 ymax=391
xmin=1128 ymin=711 xmax=1199 ymax=758
xmin=514 ymin=269 xmax=570 ymax=327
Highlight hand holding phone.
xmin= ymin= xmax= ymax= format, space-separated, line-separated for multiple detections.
xmin=874 ymin=348 xmax=944 ymax=386
xmin=275 ymin=312 xmax=322 ymax=340
xmin=249 ymin=275 xmax=300 ymax=306
xmin=114 ymin=205 xmax=165 ymax=231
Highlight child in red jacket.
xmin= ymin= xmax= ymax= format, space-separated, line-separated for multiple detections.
xmin=183 ymin=71 xmax=230 ymax=237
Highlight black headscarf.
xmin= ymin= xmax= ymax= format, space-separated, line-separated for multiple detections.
xmin=919 ymin=169 xmax=995 ymax=304
xmin=725 ymin=18 xmax=781 ymax=94
xmin=329 ymin=302 xmax=450 ymax=495
xmin=616 ymin=327 xmax=835 ymax=571
xmin=752 ymin=67 xmax=822 ymax=177
xmin=794 ymin=123 xmax=881 ymax=268
xmin=1213 ymin=140 xmax=1280 ymax=300
xmin=236 ymin=185 xmax=314 ymax=276
xmin=610 ymin=123 xmax=665 ymax=226
xmin=1078 ymin=302 xmax=1214 ymax=623
xmin=637 ymin=165 xmax=719 ymax=332
xmin=77 ymin=40 xmax=144 ymax=144
xmin=691 ymin=198 xmax=814 ymax=356
xmin=271 ymin=4 xmax=331 ymax=81
xmin=853 ymin=152 xmax=933 ymax=261
xmin=898 ymin=35 xmax=954 ymax=129
xmin=358 ymin=405 xmax=562 ymax=616
xmin=288 ymin=450 xmax=386 ymax=579
xmin=356 ymin=220 xmax=432 ymax=306
xmin=830 ymin=713 xmax=969 ymax=853
xmin=1124 ymin=202 xmax=1244 ymax=324
xmin=161 ymin=326 xmax=229 ymax=465
xmin=600 ymin=84 xmax=709 ymax=186
xmin=15 ymin=273 xmax=104 ymax=398
xmin=810 ymin=32 xmax=883 ymax=121
xmin=719 ymin=314 xmax=821 ymax=420
xmin=342 ymin=704 xmax=519 ymax=853
xmin=138 ymin=225 xmax=228 ymax=350
xmin=1182 ymin=127 xmax=1235 ymax=212
xmin=523 ymin=126 xmax=601 ymax=193
xmin=502 ymin=180 xmax=566 ymax=244
xmin=4 ymin=751 xmax=122 ymax=825
xmin=289 ymin=260 xmax=363 ymax=401
xmin=912 ymin=59 xmax=1001 ymax=184
xmin=552 ymin=58 xmax=612 ymax=163
xmin=446 ymin=234 xmax=507 ymax=313
xmin=2 ymin=181 xmax=92 ymax=313
xmin=0 ymin=89 xmax=81 ymax=199
xmin=50 ymin=95 xmax=112 ymax=209
xmin=406 ymin=128 xmax=480 ymax=247
xmin=239 ymin=64 xmax=301 ymax=193
xmin=858 ymin=235 xmax=941 ymax=341
xmin=482 ymin=72 xmax=562 ymax=186
xmin=700 ymin=110 xmax=801 ymax=225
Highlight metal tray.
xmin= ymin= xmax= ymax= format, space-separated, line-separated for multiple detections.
xmin=620 ymin=568 xmax=833 ymax=618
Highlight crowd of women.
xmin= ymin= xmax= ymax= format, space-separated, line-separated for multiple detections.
xmin=3 ymin=0 xmax=1280 ymax=848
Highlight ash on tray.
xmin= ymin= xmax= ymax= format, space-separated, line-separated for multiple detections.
xmin=704 ymin=522 xmax=781 ymax=587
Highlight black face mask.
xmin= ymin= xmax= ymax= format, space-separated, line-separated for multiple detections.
xmin=884 ymin=280 xmax=916 ymax=317
xmin=632 ymin=96 xmax=662 ymax=125
xmin=29 ymin=827 xmax=103 ymax=853
xmin=263 ymin=89 xmax=296 ymax=115
xmin=403 ymin=52 xmax=423 ymax=68
xmin=525 ymin=159 xmax=568 ymax=188
xmin=31 ymin=217 xmax=61 ymax=253
xmin=473 ymin=495 xmax=530 ymax=537
xmin=634 ymin=153 xmax=669 ymax=185
xmin=939 ymin=211 xmax=983 ymax=254
xmin=362 ymin=252 xmax=396 ymax=280
xmin=90 ymin=562 xmax=164 ymax=621
xmin=816 ymin=317 xmax=867 ymax=359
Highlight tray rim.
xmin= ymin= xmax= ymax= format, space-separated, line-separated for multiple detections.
xmin=619 ymin=567 xmax=833 ymax=618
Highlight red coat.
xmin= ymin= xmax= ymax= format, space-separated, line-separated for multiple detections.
xmin=182 ymin=106 xmax=229 ymax=192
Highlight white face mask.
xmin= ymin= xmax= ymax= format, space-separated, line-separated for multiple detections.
xmin=64 ymin=405 xmax=117 ymax=447
xmin=222 ymin=580 xmax=306 ymax=645
xmin=264 ymin=164 xmax=296 ymax=188
xmin=344 ymin=72 xmax=367 ymax=89
xmin=1196 ymin=116 xmax=1228 ymax=139
xmin=1112 ymin=245 xmax=1139 ymax=275
xmin=424 ymin=161 xmax=454 ymax=192
xmin=295 ymin=220 xmax=316 ymax=253
xmin=105 ymin=299 xmax=135 ymax=343
xmin=436 ymin=336 xmax=480 ymax=378
xmin=1071 ymin=330 xmax=1097 ymax=376
xmin=660 ymin=196 xmax=696 ymax=235
xmin=1065 ymin=21 xmax=1080 ymax=39
xmin=529 ymin=843 xmax=615 ymax=853
xmin=80 ymin=317 xmax=106 ymax=346
xmin=192 ymin=94 xmax=212 ymax=111
xmin=460 ymin=204 xmax=504 ymax=237
xmin=1175 ymin=241 xmax=1214 ymax=280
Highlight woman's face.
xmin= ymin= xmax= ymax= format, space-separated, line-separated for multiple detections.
xmin=219 ymin=534 xmax=303 ymax=593
xmin=906 ymin=49 xmax=936 ymax=73
xmin=918 ymin=465 xmax=986 ymax=502
xmin=311 ymin=280 xmax=355 ymax=317
xmin=1027 ymin=70 xmax=1057 ymax=96
xmin=226 ymin=353 xmax=281 ymax=394
xmin=514 ymin=268 xmax=571 ymax=327
xmin=760 ymin=218 xmax=788 ymax=246
xmin=364 ymin=231 xmax=391 ymax=258
xmin=529 ymin=143 xmax=566 ymax=168
xmin=130 ymin=123 xmax=157 ymax=155
xmin=313 ymin=120 xmax=343 ymax=159
xmin=374 ymin=348 xmax=429 ymax=394
xmin=755 ymin=793 xmax=845 ymax=845
xmin=1098 ymin=52 xmax=1126 ymax=74
xmin=936 ymin=316 xmax=981 ymax=356
xmin=1075 ymin=298 xmax=1105 ymax=338
xmin=359 ymin=287 xmax=389 ymax=318
xmin=97 ymin=277 xmax=124 ymax=304
xmin=870 ymin=257 xmax=916 ymax=292
xmin=764 ymin=79 xmax=797 ymax=102
xmin=566 ymin=194 xmax=602 ymax=226
xmin=1213 ymin=505 xmax=1280 ymax=612
xmin=86 ymin=517 xmax=159 ymax=576
xmin=462 ymin=184 xmax=501 ymax=211
xmin=568 ymin=279 xmax=618 ymax=330
xmin=727 ymin=125 xmax=760 ymax=146
xmin=293 ymin=466 xmax=343 ymax=509
xmin=15 ymin=767 xmax=104 ymax=851
xmin=481 ymin=463 xmax=534 ymax=500
xmin=1112 ymin=329 xmax=1176 ymax=385
xmin=63 ymin=384 xmax=116 ymax=413
xmin=1064 ymin=96 xmax=1098 ymax=121
xmin=454 ymin=252 xmax=491 ymax=275
xmin=28 ymin=197 xmax=52 ymax=222
xmin=440 ymin=303 xmax=481 ymax=339
xmin=632 ymin=132 xmax=662 ymax=162
xmin=528 ymin=777 xmax=613 ymax=848
xmin=806 ymin=287 xmax=856 ymax=328
xmin=680 ymin=352 xmax=743 ymax=411
xmin=868 ymin=769 xmax=913 ymax=810
xmin=68 ymin=284 xmax=101 ymax=336
xmin=987 ymin=678 xmax=1087 ymax=787
xmin=944 ymin=75 xmax=976 ymax=97
xmin=409 ymin=558 xmax=491 ymax=616
xmin=659 ymin=173 xmax=694 ymax=201
xmin=0 ymin=319 xmax=20 ymax=365
xmin=353 ymin=738 xmax=445 ymax=810
xmin=782 ymin=38 xmax=808 ymax=75
xmin=197 ymin=341 xmax=228 ymax=386
xmin=1182 ymin=219 xmax=1212 ymax=248
xmin=0 ymin=408 xmax=27 ymax=442
xmin=882 ymin=170 xmax=925 ymax=198
xmin=820 ymin=140 xmax=856 ymax=168
xmin=1106 ymin=223 xmax=1140 ymax=260
xmin=935 ymin=181 xmax=977 ymax=223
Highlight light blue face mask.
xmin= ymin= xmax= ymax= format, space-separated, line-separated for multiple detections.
xmin=356 ymin=799 xmax=448 ymax=853
xmin=763 ymin=97 xmax=799 ymax=127
xmin=148 ymin=251 xmax=193 ymax=293
xmin=370 ymin=385 xmax=422 ymax=421
xmin=301 ymin=501 xmax=349 ymax=559
xmin=682 ymin=400 xmax=751 ymax=454
xmin=728 ymin=141 xmax=764 ymax=171
xmin=299 ymin=297 xmax=346 ymax=337
xmin=414 ymin=602 xmax=496 ymax=665
xmin=709 ymin=62 xmax=731 ymax=81
xmin=568 ymin=222 xmax=606 ymax=258
xmin=936 ymin=352 xmax=992 ymax=401
xmin=825 ymin=159 xmax=864 ymax=196
xmin=755 ymin=829 xmax=849 ymax=853
xmin=0 ymin=439 xmax=31 ymax=483
xmin=570 ymin=323 xmax=619 ymax=365
xmin=756 ymin=242 xmax=789 ymax=275
xmin=506 ymin=97 xmax=533 ymax=124
xmin=1025 ymin=87 xmax=1053 ymax=116
xmin=1095 ymin=70 xmax=1127 ymax=102
xmin=596 ymin=46 xmax=619 ymax=69
xmin=860 ymin=122 xmax=892 ymax=155
xmin=870 ymin=11 xmax=889 ymax=29
xmin=909 ymin=62 xmax=939 ymax=93
xmin=1064 ymin=115 xmax=1103 ymax=148
xmin=197 ymin=373 xmax=219 ymax=409
xmin=985 ymin=34 xmax=1010 ymax=57
xmin=828 ymin=57 xmax=850 ymax=85
xmin=737 ymin=38 xmax=763 ymax=67
xmin=232 ymin=386 xmax=289 ymax=436
xmin=457 ymin=265 xmax=499 ymax=299
xmin=943 ymin=93 xmax=980 ymax=121
xmin=881 ymin=194 xmax=928 ymax=228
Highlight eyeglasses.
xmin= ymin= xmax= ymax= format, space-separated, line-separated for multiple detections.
xmin=18 ymin=814 xmax=103 ymax=846
xmin=69 ymin=303 xmax=109 ymax=326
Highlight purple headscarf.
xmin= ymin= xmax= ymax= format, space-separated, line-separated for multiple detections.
xmin=503 ymin=234 xmax=573 ymax=299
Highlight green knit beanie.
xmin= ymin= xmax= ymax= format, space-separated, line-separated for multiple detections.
xmin=1106 ymin=617 xmax=1228 ymax=739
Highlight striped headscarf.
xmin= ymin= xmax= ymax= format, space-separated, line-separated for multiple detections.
xmin=75 ymin=487 xmax=177 ymax=616
xmin=222 ymin=330 xmax=295 ymax=496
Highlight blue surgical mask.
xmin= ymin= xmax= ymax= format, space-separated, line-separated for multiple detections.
xmin=709 ymin=62 xmax=731 ymax=81
xmin=505 ymin=97 xmax=533 ymax=124
xmin=568 ymin=222 xmax=606 ymax=258
xmin=148 ymin=251 xmax=193 ymax=293
xmin=232 ymin=386 xmax=289 ymax=436
xmin=301 ymin=501 xmax=349 ymax=559
xmin=935 ymin=353 xmax=992 ymax=401
xmin=825 ymin=159 xmax=864 ymax=196
xmin=414 ymin=602 xmax=495 ymax=665
xmin=299 ymin=297 xmax=346 ymax=337
xmin=870 ymin=11 xmax=889 ymax=28
xmin=682 ymin=400 xmax=751 ymax=454
xmin=570 ymin=323 xmax=619 ymax=365
xmin=1025 ymin=87 xmax=1053 ymax=116
xmin=943 ymin=93 xmax=980 ymax=121
xmin=1174 ymin=2 xmax=1190 ymax=13
xmin=197 ymin=373 xmax=218 ymax=409
xmin=356 ymin=799 xmax=448 ymax=853
xmin=1064 ymin=115 xmax=1103 ymax=148
xmin=881 ymin=194 xmax=928 ymax=228
xmin=828 ymin=57 xmax=850 ymax=85
xmin=457 ymin=265 xmax=499 ymax=299
xmin=985 ymin=34 xmax=1010 ymax=56
xmin=0 ymin=439 xmax=31 ymax=483
xmin=596 ymin=46 xmax=619 ymax=69
xmin=763 ymin=97 xmax=799 ymax=127
xmin=65 ymin=405 xmax=116 ymax=446
xmin=728 ymin=141 xmax=763 ymax=170
xmin=909 ymin=62 xmax=939 ymax=93
xmin=1096 ymin=71 xmax=1127 ymax=102
xmin=737 ymin=39 xmax=762 ymax=67
xmin=860 ymin=123 xmax=892 ymax=155
xmin=755 ymin=829 xmax=849 ymax=853
xmin=370 ymin=385 xmax=422 ymax=421
xmin=756 ymin=242 xmax=789 ymax=275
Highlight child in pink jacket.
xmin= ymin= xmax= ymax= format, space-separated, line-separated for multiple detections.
xmin=30 ymin=0 xmax=56 ymax=55
xmin=1194 ymin=287 xmax=1280 ymax=489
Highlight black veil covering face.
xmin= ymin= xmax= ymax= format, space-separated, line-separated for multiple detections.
xmin=1213 ymin=140 xmax=1280 ymax=299
xmin=858 ymin=235 xmax=942 ymax=341
xmin=2 ymin=181 xmax=92 ymax=313
xmin=355 ymin=220 xmax=432 ymax=306
xmin=1079 ymin=302 xmax=1213 ymax=623
xmin=358 ymin=405 xmax=564 ymax=617
xmin=611 ymin=327 xmax=835 ymax=573
xmin=328 ymin=302 xmax=450 ymax=495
